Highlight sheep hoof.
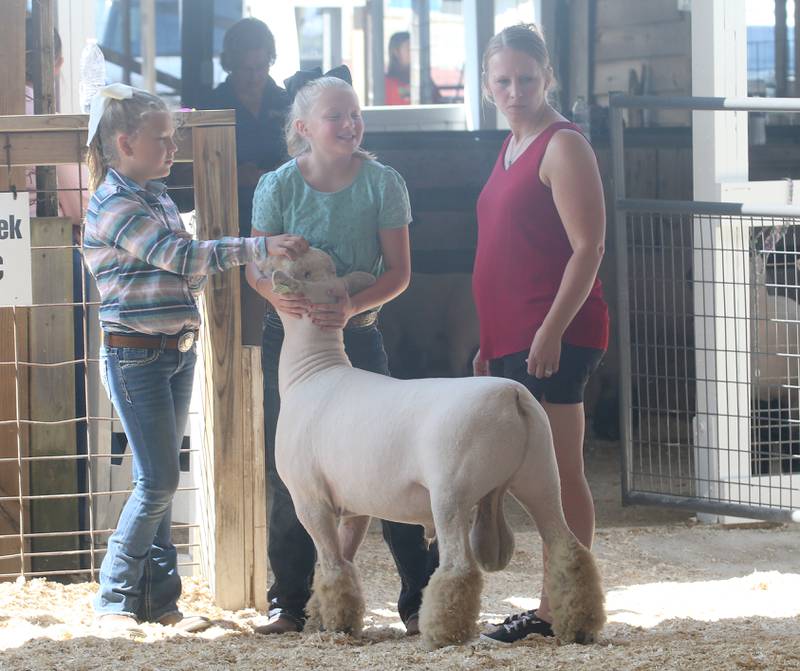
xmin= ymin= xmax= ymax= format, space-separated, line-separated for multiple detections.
xmin=304 ymin=591 xmax=322 ymax=632
xmin=545 ymin=537 xmax=606 ymax=644
xmin=311 ymin=562 xmax=365 ymax=636
xmin=419 ymin=566 xmax=483 ymax=648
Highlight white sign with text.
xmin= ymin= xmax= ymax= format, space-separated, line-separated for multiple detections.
xmin=0 ymin=192 xmax=32 ymax=306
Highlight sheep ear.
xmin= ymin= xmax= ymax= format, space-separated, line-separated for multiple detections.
xmin=342 ymin=271 xmax=376 ymax=296
xmin=272 ymin=270 xmax=303 ymax=295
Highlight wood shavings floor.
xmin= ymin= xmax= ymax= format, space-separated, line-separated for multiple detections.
xmin=2 ymin=443 xmax=798 ymax=670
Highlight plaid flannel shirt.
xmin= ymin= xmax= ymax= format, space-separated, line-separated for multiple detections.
xmin=83 ymin=168 xmax=267 ymax=335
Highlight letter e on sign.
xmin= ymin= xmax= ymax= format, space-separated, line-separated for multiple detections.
xmin=0 ymin=192 xmax=32 ymax=306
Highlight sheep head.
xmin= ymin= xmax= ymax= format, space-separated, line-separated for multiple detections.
xmin=264 ymin=247 xmax=376 ymax=305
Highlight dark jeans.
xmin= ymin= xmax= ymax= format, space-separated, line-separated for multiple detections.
xmin=262 ymin=313 xmax=438 ymax=624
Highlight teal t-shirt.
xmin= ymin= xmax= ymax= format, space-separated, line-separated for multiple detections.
xmin=251 ymin=158 xmax=411 ymax=277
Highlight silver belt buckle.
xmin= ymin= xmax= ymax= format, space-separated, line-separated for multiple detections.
xmin=177 ymin=330 xmax=195 ymax=352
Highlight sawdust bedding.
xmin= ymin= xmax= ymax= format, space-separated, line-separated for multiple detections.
xmin=1 ymin=522 xmax=798 ymax=671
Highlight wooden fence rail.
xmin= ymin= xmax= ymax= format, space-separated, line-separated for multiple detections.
xmin=0 ymin=109 xmax=266 ymax=610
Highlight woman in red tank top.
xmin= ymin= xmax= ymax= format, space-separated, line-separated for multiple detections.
xmin=473 ymin=24 xmax=608 ymax=644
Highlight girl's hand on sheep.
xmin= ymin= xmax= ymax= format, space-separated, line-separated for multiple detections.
xmin=473 ymin=350 xmax=489 ymax=376
xmin=266 ymin=234 xmax=309 ymax=260
xmin=309 ymin=288 xmax=355 ymax=330
xmin=273 ymin=292 xmax=311 ymax=319
xmin=527 ymin=326 xmax=561 ymax=379
xmin=254 ymin=276 xmax=309 ymax=318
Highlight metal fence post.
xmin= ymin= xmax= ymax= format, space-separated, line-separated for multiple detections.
xmin=610 ymin=95 xmax=634 ymax=507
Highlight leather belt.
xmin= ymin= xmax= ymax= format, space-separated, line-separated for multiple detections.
xmin=104 ymin=330 xmax=198 ymax=352
xmin=346 ymin=310 xmax=378 ymax=329
xmin=265 ymin=306 xmax=378 ymax=329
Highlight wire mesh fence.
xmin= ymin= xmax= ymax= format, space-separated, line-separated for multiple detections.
xmin=626 ymin=211 xmax=800 ymax=509
xmin=620 ymin=203 xmax=800 ymax=520
xmin=610 ymin=95 xmax=800 ymax=522
xmin=0 ymin=141 xmax=203 ymax=581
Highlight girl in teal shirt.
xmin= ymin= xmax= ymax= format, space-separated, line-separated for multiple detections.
xmin=246 ymin=71 xmax=438 ymax=635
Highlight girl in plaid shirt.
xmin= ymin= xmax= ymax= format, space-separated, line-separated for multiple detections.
xmin=83 ymin=85 xmax=305 ymax=631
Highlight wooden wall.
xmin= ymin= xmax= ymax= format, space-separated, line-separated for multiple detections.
xmin=363 ymin=131 xmax=498 ymax=380
xmin=559 ymin=0 xmax=693 ymax=127
xmin=595 ymin=1 xmax=692 ymax=126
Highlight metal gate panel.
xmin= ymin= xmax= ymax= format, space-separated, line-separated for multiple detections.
xmin=611 ymin=95 xmax=800 ymax=522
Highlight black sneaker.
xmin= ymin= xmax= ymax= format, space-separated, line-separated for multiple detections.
xmin=480 ymin=610 xmax=554 ymax=644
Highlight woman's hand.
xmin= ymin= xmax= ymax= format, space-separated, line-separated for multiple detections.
xmin=473 ymin=349 xmax=489 ymax=376
xmin=527 ymin=326 xmax=562 ymax=378
xmin=254 ymin=277 xmax=309 ymax=319
xmin=309 ymin=287 xmax=356 ymax=330
xmin=266 ymin=234 xmax=309 ymax=260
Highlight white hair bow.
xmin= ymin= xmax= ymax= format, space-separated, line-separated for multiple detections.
xmin=86 ymin=83 xmax=137 ymax=146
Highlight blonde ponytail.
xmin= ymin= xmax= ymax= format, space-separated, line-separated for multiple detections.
xmin=86 ymin=89 xmax=169 ymax=193
xmin=87 ymin=135 xmax=108 ymax=193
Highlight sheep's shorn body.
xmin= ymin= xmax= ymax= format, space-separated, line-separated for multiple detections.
xmin=263 ymin=249 xmax=605 ymax=649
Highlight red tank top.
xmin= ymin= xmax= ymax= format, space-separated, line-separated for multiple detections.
xmin=472 ymin=121 xmax=609 ymax=360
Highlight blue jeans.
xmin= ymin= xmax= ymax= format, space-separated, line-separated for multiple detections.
xmin=95 ymin=343 xmax=196 ymax=621
xmin=262 ymin=313 xmax=439 ymax=624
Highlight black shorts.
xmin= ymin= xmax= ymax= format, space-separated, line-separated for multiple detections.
xmin=489 ymin=342 xmax=604 ymax=405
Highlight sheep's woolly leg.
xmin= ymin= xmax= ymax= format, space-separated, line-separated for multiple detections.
xmin=510 ymin=449 xmax=606 ymax=644
xmin=419 ymin=499 xmax=482 ymax=649
xmin=295 ymin=503 xmax=365 ymax=635
xmin=544 ymin=535 xmax=605 ymax=643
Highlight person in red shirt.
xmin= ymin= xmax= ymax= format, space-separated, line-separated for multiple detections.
xmin=472 ymin=23 xmax=608 ymax=644
xmin=384 ymin=31 xmax=411 ymax=105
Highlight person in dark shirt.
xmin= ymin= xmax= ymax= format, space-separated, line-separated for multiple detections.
xmin=199 ymin=17 xmax=292 ymax=344
xmin=204 ymin=18 xmax=290 ymax=236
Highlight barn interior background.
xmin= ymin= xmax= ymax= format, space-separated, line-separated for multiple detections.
xmin=0 ymin=2 xmax=799 ymax=669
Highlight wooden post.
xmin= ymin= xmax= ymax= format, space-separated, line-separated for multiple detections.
xmin=192 ymin=121 xmax=249 ymax=609
xmin=31 ymin=0 xmax=59 ymax=217
xmin=241 ymin=346 xmax=267 ymax=611
xmin=28 ymin=218 xmax=79 ymax=573
xmin=0 ymin=0 xmax=30 ymax=577
xmin=0 ymin=0 xmax=27 ymax=188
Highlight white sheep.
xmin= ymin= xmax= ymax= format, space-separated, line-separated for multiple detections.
xmin=260 ymin=248 xmax=606 ymax=649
